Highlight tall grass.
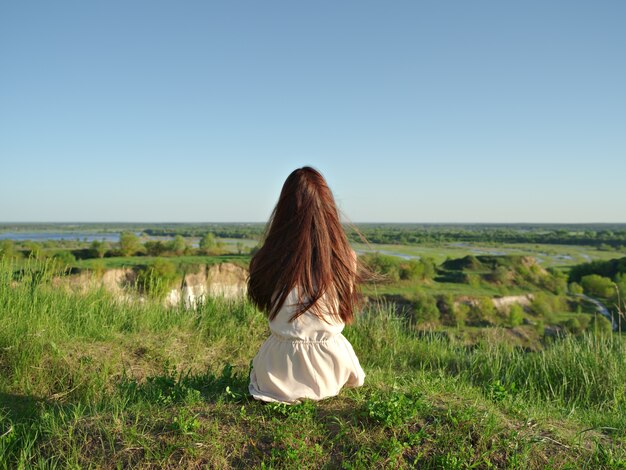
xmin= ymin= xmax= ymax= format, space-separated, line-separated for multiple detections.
xmin=346 ymin=300 xmax=626 ymax=412
xmin=1 ymin=258 xmax=625 ymax=467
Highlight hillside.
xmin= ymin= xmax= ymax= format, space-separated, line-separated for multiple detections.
xmin=1 ymin=259 xmax=625 ymax=468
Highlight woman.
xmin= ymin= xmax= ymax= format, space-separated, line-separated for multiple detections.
xmin=247 ymin=166 xmax=366 ymax=404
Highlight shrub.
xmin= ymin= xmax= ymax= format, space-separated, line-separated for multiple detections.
xmin=144 ymin=240 xmax=168 ymax=256
xmin=589 ymin=314 xmax=613 ymax=335
xmin=52 ymin=250 xmax=76 ymax=266
xmin=508 ymin=304 xmax=524 ymax=327
xmin=563 ymin=318 xmax=583 ymax=335
xmin=467 ymin=296 xmax=496 ymax=326
xmin=119 ymin=231 xmax=142 ymax=257
xmin=529 ymin=292 xmax=553 ymax=318
xmin=535 ymin=319 xmax=545 ymax=336
xmin=24 ymin=241 xmax=45 ymax=259
xmin=543 ymin=268 xmax=569 ymax=295
xmin=436 ymin=294 xmax=455 ymax=325
xmin=168 ymin=235 xmax=188 ymax=256
xmin=581 ymin=274 xmax=615 ymax=299
xmin=199 ymin=232 xmax=217 ymax=254
xmin=451 ymin=303 xmax=469 ymax=327
xmin=136 ymin=259 xmax=179 ymax=298
xmin=486 ymin=265 xmax=509 ymax=284
xmin=464 ymin=273 xmax=481 ymax=288
xmin=410 ymin=290 xmax=440 ymax=324
xmin=90 ymin=239 xmax=109 ymax=258
xmin=0 ymin=240 xmax=17 ymax=259
xmin=361 ymin=253 xmax=401 ymax=282
xmin=568 ymin=282 xmax=584 ymax=295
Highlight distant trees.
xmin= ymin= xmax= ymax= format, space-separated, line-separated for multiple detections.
xmin=90 ymin=240 xmax=109 ymax=258
xmin=119 ymin=232 xmax=142 ymax=257
xmin=347 ymin=225 xmax=626 ymax=249
xmin=199 ymin=233 xmax=217 ymax=255
xmin=144 ymin=240 xmax=168 ymax=257
xmin=168 ymin=235 xmax=188 ymax=256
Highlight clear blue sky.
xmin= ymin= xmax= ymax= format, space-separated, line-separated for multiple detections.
xmin=1 ymin=1 xmax=625 ymax=223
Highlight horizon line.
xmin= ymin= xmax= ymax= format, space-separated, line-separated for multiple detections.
xmin=2 ymin=221 xmax=626 ymax=226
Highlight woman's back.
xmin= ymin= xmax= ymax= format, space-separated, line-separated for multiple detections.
xmin=269 ymin=287 xmax=345 ymax=342
xmin=249 ymin=286 xmax=365 ymax=404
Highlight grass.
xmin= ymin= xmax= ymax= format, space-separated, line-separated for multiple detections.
xmin=1 ymin=258 xmax=626 ymax=468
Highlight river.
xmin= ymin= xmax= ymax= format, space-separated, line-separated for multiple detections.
xmin=0 ymin=231 xmax=124 ymax=242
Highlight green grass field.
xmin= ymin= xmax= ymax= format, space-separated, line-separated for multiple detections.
xmin=1 ymin=259 xmax=625 ymax=468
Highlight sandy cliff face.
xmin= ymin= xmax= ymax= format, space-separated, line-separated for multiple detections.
xmin=164 ymin=263 xmax=248 ymax=308
xmin=54 ymin=263 xmax=248 ymax=308
xmin=206 ymin=263 xmax=247 ymax=298
xmin=491 ymin=294 xmax=534 ymax=310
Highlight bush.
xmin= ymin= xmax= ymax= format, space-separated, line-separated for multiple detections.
xmin=508 ymin=304 xmax=524 ymax=327
xmin=578 ymin=315 xmax=591 ymax=332
xmin=168 ymin=235 xmax=188 ymax=256
xmin=361 ymin=253 xmax=401 ymax=282
xmin=529 ymin=292 xmax=553 ymax=318
xmin=581 ymin=274 xmax=615 ymax=299
xmin=543 ymin=268 xmax=569 ymax=295
xmin=90 ymin=240 xmax=109 ymax=258
xmin=467 ymin=297 xmax=496 ymax=326
xmin=436 ymin=294 xmax=455 ymax=325
xmin=451 ymin=303 xmax=469 ymax=327
xmin=568 ymin=282 xmax=584 ymax=295
xmin=464 ymin=273 xmax=481 ymax=288
xmin=589 ymin=314 xmax=613 ymax=335
xmin=563 ymin=318 xmax=583 ymax=335
xmin=119 ymin=231 xmax=142 ymax=257
xmin=24 ymin=242 xmax=45 ymax=259
xmin=410 ymin=290 xmax=440 ymax=324
xmin=485 ymin=265 xmax=509 ymax=284
xmin=199 ymin=232 xmax=217 ymax=254
xmin=399 ymin=260 xmax=423 ymax=281
xmin=52 ymin=250 xmax=76 ymax=266
xmin=144 ymin=240 xmax=168 ymax=257
xmin=0 ymin=240 xmax=17 ymax=259
xmin=136 ymin=259 xmax=179 ymax=298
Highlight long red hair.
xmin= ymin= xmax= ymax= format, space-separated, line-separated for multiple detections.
xmin=247 ymin=166 xmax=363 ymax=323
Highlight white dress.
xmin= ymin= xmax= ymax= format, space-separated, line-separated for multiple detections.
xmin=249 ymin=288 xmax=366 ymax=404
